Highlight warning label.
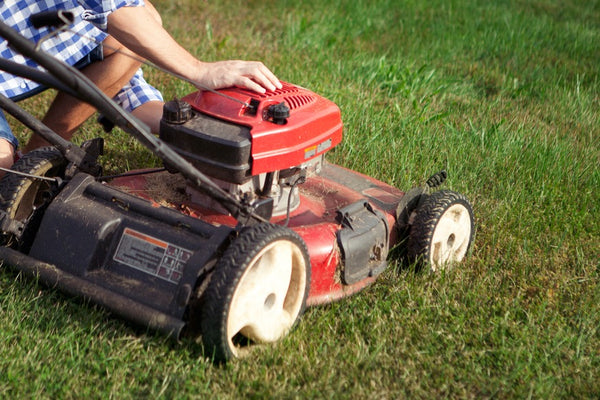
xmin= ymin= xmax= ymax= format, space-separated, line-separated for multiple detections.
xmin=113 ymin=228 xmax=192 ymax=284
xmin=304 ymin=138 xmax=332 ymax=160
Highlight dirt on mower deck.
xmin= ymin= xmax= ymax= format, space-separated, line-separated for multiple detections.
xmin=111 ymin=171 xmax=189 ymax=208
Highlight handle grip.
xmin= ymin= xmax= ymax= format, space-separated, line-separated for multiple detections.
xmin=30 ymin=10 xmax=74 ymax=29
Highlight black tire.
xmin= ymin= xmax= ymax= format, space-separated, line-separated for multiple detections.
xmin=199 ymin=223 xmax=311 ymax=362
xmin=0 ymin=147 xmax=67 ymax=249
xmin=407 ymin=190 xmax=474 ymax=272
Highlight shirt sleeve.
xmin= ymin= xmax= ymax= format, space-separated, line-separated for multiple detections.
xmin=78 ymin=0 xmax=145 ymax=30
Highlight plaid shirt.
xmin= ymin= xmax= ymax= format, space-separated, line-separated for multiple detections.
xmin=0 ymin=0 xmax=162 ymax=111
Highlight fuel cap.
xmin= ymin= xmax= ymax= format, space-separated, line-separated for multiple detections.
xmin=162 ymin=99 xmax=192 ymax=124
xmin=266 ymin=102 xmax=290 ymax=124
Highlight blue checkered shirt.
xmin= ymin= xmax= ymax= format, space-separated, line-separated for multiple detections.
xmin=0 ymin=0 xmax=162 ymax=112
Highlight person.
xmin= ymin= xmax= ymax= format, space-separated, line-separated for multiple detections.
xmin=0 ymin=0 xmax=282 ymax=174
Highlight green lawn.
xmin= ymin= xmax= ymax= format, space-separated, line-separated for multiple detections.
xmin=1 ymin=0 xmax=599 ymax=398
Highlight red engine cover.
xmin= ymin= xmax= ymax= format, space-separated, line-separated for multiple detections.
xmin=182 ymin=82 xmax=343 ymax=175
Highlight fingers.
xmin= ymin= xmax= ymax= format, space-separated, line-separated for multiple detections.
xmin=197 ymin=60 xmax=282 ymax=94
xmin=249 ymin=61 xmax=282 ymax=92
xmin=238 ymin=76 xmax=269 ymax=94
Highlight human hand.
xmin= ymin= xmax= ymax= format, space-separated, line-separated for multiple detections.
xmin=194 ymin=60 xmax=282 ymax=94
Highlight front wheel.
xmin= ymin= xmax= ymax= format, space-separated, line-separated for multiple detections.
xmin=407 ymin=190 xmax=474 ymax=272
xmin=199 ymin=223 xmax=311 ymax=362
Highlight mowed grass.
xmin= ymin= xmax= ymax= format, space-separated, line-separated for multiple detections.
xmin=1 ymin=0 xmax=599 ymax=398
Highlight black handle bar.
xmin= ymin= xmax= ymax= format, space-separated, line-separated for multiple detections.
xmin=30 ymin=10 xmax=74 ymax=29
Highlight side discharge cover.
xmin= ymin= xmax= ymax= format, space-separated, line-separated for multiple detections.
xmin=336 ymin=201 xmax=389 ymax=285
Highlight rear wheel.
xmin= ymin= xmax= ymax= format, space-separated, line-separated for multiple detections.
xmin=0 ymin=147 xmax=67 ymax=249
xmin=408 ymin=190 xmax=474 ymax=272
xmin=199 ymin=223 xmax=310 ymax=362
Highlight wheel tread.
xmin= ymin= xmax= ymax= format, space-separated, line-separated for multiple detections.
xmin=0 ymin=147 xmax=64 ymax=213
xmin=197 ymin=223 xmax=310 ymax=362
xmin=407 ymin=189 xmax=474 ymax=270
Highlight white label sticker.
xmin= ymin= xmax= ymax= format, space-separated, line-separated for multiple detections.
xmin=113 ymin=228 xmax=192 ymax=284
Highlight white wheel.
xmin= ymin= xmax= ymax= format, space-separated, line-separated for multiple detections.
xmin=228 ymin=239 xmax=307 ymax=343
xmin=199 ymin=224 xmax=310 ymax=361
xmin=408 ymin=190 xmax=474 ymax=271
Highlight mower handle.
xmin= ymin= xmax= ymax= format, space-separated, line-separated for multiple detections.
xmin=30 ymin=10 xmax=74 ymax=29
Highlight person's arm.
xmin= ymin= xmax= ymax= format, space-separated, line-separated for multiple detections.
xmin=106 ymin=4 xmax=281 ymax=94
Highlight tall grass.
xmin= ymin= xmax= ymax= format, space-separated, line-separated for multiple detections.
xmin=1 ymin=0 xmax=599 ymax=398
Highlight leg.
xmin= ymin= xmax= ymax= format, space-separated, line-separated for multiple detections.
xmin=0 ymin=138 xmax=15 ymax=175
xmin=23 ymin=35 xmax=141 ymax=152
xmin=0 ymin=111 xmax=17 ymax=177
xmin=131 ymin=100 xmax=164 ymax=134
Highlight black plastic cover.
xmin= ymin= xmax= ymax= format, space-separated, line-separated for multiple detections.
xmin=28 ymin=174 xmax=234 ymax=325
xmin=336 ymin=201 xmax=389 ymax=285
xmin=159 ymin=110 xmax=252 ymax=183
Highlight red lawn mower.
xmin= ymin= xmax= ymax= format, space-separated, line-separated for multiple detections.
xmin=0 ymin=13 xmax=474 ymax=362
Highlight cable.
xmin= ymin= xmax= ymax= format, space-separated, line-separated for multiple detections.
xmin=282 ymin=175 xmax=306 ymax=227
xmin=96 ymin=167 xmax=166 ymax=182
xmin=0 ymin=166 xmax=58 ymax=182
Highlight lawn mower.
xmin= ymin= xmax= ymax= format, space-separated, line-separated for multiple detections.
xmin=0 ymin=13 xmax=474 ymax=362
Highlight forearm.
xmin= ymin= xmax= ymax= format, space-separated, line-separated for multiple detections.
xmin=106 ymin=3 xmax=281 ymax=93
xmin=106 ymin=5 xmax=203 ymax=83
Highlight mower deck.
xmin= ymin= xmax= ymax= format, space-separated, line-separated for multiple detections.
xmin=109 ymin=161 xmax=403 ymax=306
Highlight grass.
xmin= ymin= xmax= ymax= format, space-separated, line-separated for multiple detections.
xmin=1 ymin=0 xmax=599 ymax=398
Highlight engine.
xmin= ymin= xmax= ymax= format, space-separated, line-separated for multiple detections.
xmin=159 ymin=82 xmax=343 ymax=216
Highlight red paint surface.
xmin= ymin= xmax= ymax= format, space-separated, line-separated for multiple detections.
xmin=182 ymin=82 xmax=343 ymax=175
